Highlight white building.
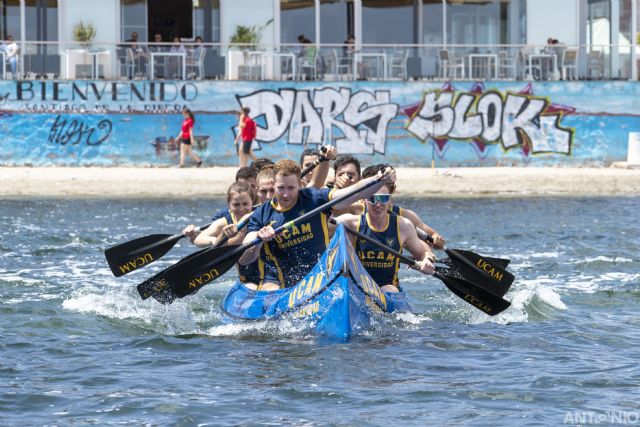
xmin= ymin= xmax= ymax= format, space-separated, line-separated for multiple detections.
xmin=0 ymin=0 xmax=637 ymax=80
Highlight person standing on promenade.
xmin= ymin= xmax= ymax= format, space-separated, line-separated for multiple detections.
xmin=234 ymin=107 xmax=257 ymax=168
xmin=177 ymin=108 xmax=202 ymax=168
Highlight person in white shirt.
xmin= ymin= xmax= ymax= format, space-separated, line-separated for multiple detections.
xmin=4 ymin=35 xmax=18 ymax=77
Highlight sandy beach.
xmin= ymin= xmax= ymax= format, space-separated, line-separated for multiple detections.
xmin=1 ymin=166 xmax=640 ymax=199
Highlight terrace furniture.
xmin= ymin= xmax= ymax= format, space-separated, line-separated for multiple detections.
xmin=562 ymin=49 xmax=579 ymax=80
xmin=438 ymin=49 xmax=465 ymax=80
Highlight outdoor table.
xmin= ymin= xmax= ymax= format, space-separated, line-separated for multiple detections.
xmin=468 ymin=53 xmax=498 ymax=79
xmin=527 ymin=53 xmax=557 ymax=81
xmin=353 ymin=52 xmax=387 ymax=80
xmin=150 ymin=52 xmax=186 ymax=79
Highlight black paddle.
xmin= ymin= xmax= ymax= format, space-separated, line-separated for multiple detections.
xmin=105 ymin=149 xmax=328 ymax=278
xmin=158 ymin=174 xmax=388 ymax=303
xmin=413 ymin=227 xmax=510 ymax=269
xmin=413 ymin=227 xmax=514 ymax=297
xmin=329 ymin=218 xmax=511 ymax=316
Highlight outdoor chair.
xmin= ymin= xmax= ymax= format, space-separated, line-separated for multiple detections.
xmin=186 ymin=47 xmax=206 ymax=79
xmin=588 ymin=51 xmax=605 ymax=79
xmin=298 ymin=48 xmax=318 ymax=80
xmin=437 ymin=49 xmax=465 ymax=80
xmin=498 ymin=50 xmax=517 ymax=80
xmin=389 ymin=49 xmax=409 ymax=80
xmin=561 ymin=49 xmax=579 ymax=80
xmin=332 ymin=49 xmax=352 ymax=81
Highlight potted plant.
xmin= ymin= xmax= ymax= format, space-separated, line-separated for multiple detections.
xmin=73 ymin=21 xmax=96 ymax=48
xmin=229 ymin=19 xmax=273 ymax=50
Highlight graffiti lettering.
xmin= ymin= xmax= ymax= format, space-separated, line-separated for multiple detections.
xmin=48 ymin=115 xmax=112 ymax=146
xmin=237 ymin=87 xmax=399 ymax=154
xmin=15 ymin=81 xmax=198 ymax=103
xmin=407 ymin=90 xmax=574 ymax=155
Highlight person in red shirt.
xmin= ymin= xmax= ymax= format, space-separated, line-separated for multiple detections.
xmin=177 ymin=108 xmax=202 ymax=167
xmin=233 ymin=107 xmax=258 ymax=168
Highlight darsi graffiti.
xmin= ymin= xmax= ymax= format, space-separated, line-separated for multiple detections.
xmin=48 ymin=114 xmax=113 ymax=146
xmin=236 ymin=87 xmax=399 ymax=154
xmin=406 ymin=82 xmax=576 ymax=158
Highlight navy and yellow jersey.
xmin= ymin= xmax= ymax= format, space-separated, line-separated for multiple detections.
xmin=247 ymin=187 xmax=334 ymax=287
xmin=389 ymin=203 xmax=403 ymax=217
xmin=211 ymin=208 xmax=228 ymax=222
xmin=221 ymin=210 xmax=261 ymax=284
xmin=355 ymin=213 xmax=403 ymax=288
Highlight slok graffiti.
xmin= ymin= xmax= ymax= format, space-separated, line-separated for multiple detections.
xmin=406 ymin=82 xmax=575 ymax=157
xmin=236 ymin=87 xmax=399 ymax=154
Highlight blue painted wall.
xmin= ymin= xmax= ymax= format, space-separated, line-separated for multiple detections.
xmin=0 ymin=80 xmax=638 ymax=166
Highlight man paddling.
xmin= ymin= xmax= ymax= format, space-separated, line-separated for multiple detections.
xmin=361 ymin=164 xmax=446 ymax=249
xmin=334 ymin=183 xmax=435 ymax=292
xmin=238 ymin=158 xmax=396 ymax=291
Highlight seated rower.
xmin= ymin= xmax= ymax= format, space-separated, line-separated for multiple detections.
xmin=238 ymin=156 xmax=396 ymax=291
xmin=361 ymin=164 xmax=446 ymax=249
xmin=250 ymin=157 xmax=275 ymax=171
xmin=183 ymin=181 xmax=262 ymax=289
xmin=255 ymin=166 xmax=275 ymax=204
xmin=299 ymin=148 xmax=331 ymax=189
xmin=210 ymin=165 xmax=259 ymax=222
xmin=235 ymin=165 xmax=258 ymax=193
xmin=329 ymin=155 xmax=363 ymax=216
xmin=334 ymin=183 xmax=435 ymax=292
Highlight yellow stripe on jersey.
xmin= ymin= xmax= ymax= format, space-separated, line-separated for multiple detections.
xmin=263 ymin=241 xmax=285 ymax=288
xmin=320 ymin=213 xmax=330 ymax=246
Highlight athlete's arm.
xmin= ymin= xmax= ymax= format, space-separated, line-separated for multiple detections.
xmin=399 ymin=217 xmax=435 ymax=275
xmin=333 ymin=214 xmax=359 ymax=247
xmin=308 ymin=145 xmax=337 ymax=189
xmin=222 ymin=212 xmax=252 ymax=245
xmin=331 ymin=167 xmax=396 ymax=210
xmin=192 ymin=218 xmax=226 ymax=247
xmin=400 ymin=208 xmax=446 ymax=249
xmin=238 ymin=231 xmax=262 ymax=265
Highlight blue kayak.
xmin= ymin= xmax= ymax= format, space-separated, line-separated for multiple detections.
xmin=221 ymin=224 xmax=413 ymax=340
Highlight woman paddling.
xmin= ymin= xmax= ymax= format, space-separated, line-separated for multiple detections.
xmin=183 ymin=181 xmax=261 ymax=289
xmin=177 ymin=108 xmax=202 ymax=168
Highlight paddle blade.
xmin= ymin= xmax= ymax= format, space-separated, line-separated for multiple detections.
xmin=435 ymin=272 xmax=511 ymax=316
xmin=163 ymin=245 xmax=243 ymax=299
xmin=136 ymin=247 xmax=210 ymax=300
xmin=445 ymin=248 xmax=514 ymax=297
xmin=454 ymin=249 xmax=510 ymax=269
xmin=105 ymin=234 xmax=181 ymax=277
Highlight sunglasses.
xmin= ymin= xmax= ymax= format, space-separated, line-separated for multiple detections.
xmin=367 ymin=194 xmax=391 ymax=204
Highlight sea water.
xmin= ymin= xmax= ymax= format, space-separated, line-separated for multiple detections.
xmin=1 ymin=197 xmax=639 ymax=425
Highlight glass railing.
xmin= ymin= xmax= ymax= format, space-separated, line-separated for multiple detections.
xmin=1 ymin=41 xmax=637 ymax=81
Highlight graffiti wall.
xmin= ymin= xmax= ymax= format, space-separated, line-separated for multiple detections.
xmin=0 ymin=80 xmax=638 ymax=166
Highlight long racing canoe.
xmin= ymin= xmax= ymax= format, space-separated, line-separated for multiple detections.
xmin=221 ymin=224 xmax=413 ymax=340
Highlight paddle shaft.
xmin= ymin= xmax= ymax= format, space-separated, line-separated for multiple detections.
xmin=231 ymin=175 xmax=384 ymax=262
xmin=166 ymin=174 xmax=386 ymax=298
xmin=195 ymin=149 xmax=326 ymax=248
xmin=331 ymin=219 xmax=511 ymax=315
xmin=329 ymin=218 xmax=419 ymax=267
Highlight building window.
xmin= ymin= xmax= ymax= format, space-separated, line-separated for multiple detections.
xmin=0 ymin=0 xmax=21 ymax=40
xmin=446 ymin=0 xmax=503 ymax=46
xmin=121 ymin=0 xmax=147 ymax=42
xmin=362 ymin=0 xmax=415 ymax=44
xmin=280 ymin=0 xmax=315 ymax=45
xmin=193 ymin=0 xmax=220 ymax=42
xmin=320 ymin=0 xmax=353 ymax=44
xmin=422 ymin=0 xmax=444 ymax=45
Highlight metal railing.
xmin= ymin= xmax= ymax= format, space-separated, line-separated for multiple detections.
xmin=2 ymin=41 xmax=637 ymax=82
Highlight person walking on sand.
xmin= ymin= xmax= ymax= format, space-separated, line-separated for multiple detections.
xmin=234 ymin=107 xmax=257 ymax=168
xmin=177 ymin=108 xmax=202 ymax=168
